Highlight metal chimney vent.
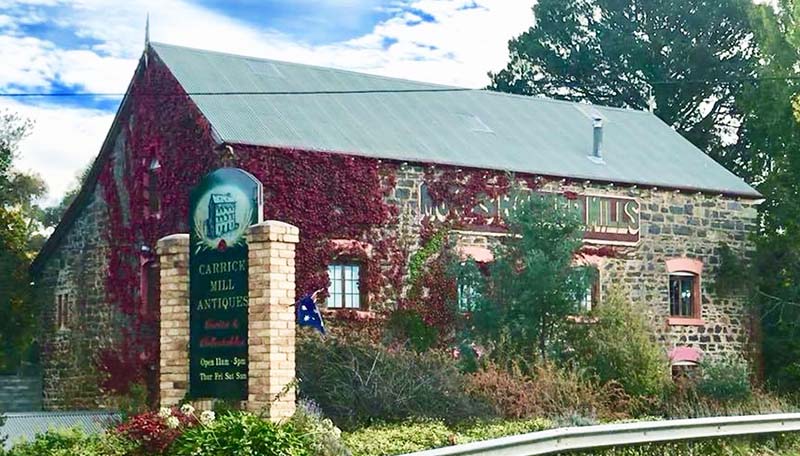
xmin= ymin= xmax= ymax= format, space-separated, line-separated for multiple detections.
xmin=591 ymin=116 xmax=604 ymax=160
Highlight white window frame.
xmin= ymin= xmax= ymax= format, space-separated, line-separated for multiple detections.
xmin=327 ymin=262 xmax=362 ymax=309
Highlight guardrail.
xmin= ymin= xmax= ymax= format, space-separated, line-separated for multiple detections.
xmin=399 ymin=413 xmax=800 ymax=456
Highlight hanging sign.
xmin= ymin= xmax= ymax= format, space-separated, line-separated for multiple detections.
xmin=419 ymin=184 xmax=640 ymax=246
xmin=188 ymin=168 xmax=263 ymax=399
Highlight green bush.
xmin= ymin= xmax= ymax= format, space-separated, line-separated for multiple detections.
xmin=297 ymin=335 xmax=491 ymax=428
xmin=343 ymin=421 xmax=453 ymax=456
xmin=290 ymin=400 xmax=351 ymax=456
xmin=568 ymin=289 xmax=670 ymax=400
xmin=343 ymin=418 xmax=553 ymax=456
xmin=171 ymin=413 xmax=309 ymax=456
xmin=385 ymin=309 xmax=439 ymax=353
xmin=696 ymin=355 xmax=752 ymax=403
xmin=6 ymin=428 xmax=133 ymax=456
xmin=454 ymin=418 xmax=551 ymax=444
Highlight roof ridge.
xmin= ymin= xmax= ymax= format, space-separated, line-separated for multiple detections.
xmin=150 ymin=42 xmax=650 ymax=114
xmin=149 ymin=41 xmax=458 ymax=90
xmin=473 ymin=88 xmax=651 ymax=114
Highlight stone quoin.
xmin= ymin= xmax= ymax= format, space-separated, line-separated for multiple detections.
xmin=30 ymin=42 xmax=761 ymax=409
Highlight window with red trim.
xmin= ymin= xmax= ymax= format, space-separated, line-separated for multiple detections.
xmin=669 ymin=272 xmax=698 ymax=317
xmin=666 ymin=258 xmax=703 ymax=322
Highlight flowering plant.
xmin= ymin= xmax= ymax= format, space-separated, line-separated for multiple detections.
xmin=116 ymin=405 xmax=211 ymax=454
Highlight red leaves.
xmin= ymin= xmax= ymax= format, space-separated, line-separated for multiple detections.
xmin=563 ymin=190 xmax=579 ymax=200
xmin=116 ymin=408 xmax=197 ymax=454
xmin=97 ymin=54 xmax=404 ymax=394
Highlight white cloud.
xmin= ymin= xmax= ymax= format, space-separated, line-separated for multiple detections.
xmin=0 ymin=98 xmax=113 ymax=205
xmin=0 ymin=0 xmax=535 ymax=202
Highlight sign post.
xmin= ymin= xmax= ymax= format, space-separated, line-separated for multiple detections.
xmin=188 ymin=168 xmax=263 ymax=400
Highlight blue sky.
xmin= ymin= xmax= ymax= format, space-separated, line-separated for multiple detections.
xmin=0 ymin=0 xmax=534 ymax=203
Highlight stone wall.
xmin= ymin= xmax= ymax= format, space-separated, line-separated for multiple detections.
xmin=387 ymin=164 xmax=759 ymax=361
xmin=35 ymin=182 xmax=116 ymax=409
xmin=36 ymin=152 xmax=758 ymax=408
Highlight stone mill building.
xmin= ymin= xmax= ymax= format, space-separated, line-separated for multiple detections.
xmin=31 ymin=42 xmax=761 ymax=409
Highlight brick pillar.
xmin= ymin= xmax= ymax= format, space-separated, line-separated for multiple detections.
xmin=156 ymin=233 xmax=190 ymax=407
xmin=246 ymin=221 xmax=299 ymax=420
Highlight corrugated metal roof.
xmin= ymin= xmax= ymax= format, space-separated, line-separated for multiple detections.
xmin=151 ymin=42 xmax=760 ymax=198
xmin=2 ymin=411 xmax=119 ymax=449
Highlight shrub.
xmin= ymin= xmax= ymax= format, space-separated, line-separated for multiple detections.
xmin=342 ymin=421 xmax=453 ymax=456
xmin=297 ymin=335 xmax=491 ymax=428
xmin=464 ymin=363 xmax=631 ymax=421
xmin=171 ymin=412 xmax=310 ymax=456
xmin=6 ymin=428 xmax=134 ymax=456
xmin=454 ymin=418 xmax=551 ymax=443
xmin=696 ymin=355 xmax=752 ymax=403
xmin=567 ymin=289 xmax=670 ymax=399
xmin=385 ymin=309 xmax=439 ymax=352
xmin=290 ymin=400 xmax=351 ymax=456
xmin=664 ymin=382 xmax=794 ymax=419
xmin=116 ymin=406 xmax=197 ymax=455
xmin=343 ymin=418 xmax=553 ymax=456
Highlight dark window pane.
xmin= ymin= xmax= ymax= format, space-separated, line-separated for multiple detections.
xmin=149 ymin=170 xmax=160 ymax=214
xmin=669 ymin=274 xmax=696 ymax=317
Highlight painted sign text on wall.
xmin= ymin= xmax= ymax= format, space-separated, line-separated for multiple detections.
xmin=419 ymin=184 xmax=640 ymax=245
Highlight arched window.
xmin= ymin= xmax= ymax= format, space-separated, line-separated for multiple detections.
xmin=669 ymin=346 xmax=702 ymax=381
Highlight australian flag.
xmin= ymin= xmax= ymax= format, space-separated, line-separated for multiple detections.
xmin=296 ymin=293 xmax=325 ymax=335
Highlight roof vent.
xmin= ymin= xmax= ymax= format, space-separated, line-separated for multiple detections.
xmin=589 ymin=116 xmax=605 ymax=163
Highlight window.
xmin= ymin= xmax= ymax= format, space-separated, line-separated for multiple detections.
xmin=147 ymin=159 xmax=161 ymax=216
xmin=457 ymin=283 xmax=480 ymax=312
xmin=671 ymin=362 xmax=700 ymax=382
xmin=327 ymin=263 xmax=362 ymax=309
xmin=579 ymin=268 xmax=600 ymax=313
xmin=140 ymin=260 xmax=159 ymax=317
xmin=666 ymin=258 xmax=703 ymax=323
xmin=55 ymin=293 xmax=70 ymax=330
xmin=669 ymin=272 xmax=697 ymax=317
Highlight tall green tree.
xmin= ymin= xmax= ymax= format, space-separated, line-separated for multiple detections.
xmin=489 ymin=0 xmax=757 ymax=170
xmin=459 ymin=194 xmax=592 ymax=364
xmin=0 ymin=110 xmax=43 ymax=372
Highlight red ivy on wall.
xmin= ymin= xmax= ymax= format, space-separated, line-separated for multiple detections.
xmin=92 ymin=48 xmax=601 ymax=395
xmin=94 ymin=50 xmax=405 ymax=394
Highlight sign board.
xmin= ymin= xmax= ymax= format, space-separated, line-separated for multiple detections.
xmin=419 ymin=184 xmax=640 ymax=246
xmin=188 ymin=168 xmax=263 ymax=399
